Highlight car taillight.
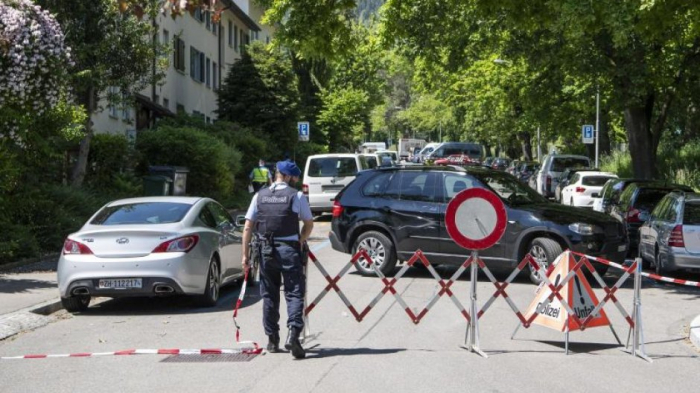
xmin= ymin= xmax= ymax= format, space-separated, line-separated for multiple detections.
xmin=63 ymin=239 xmax=93 ymax=255
xmin=575 ymin=187 xmax=586 ymax=193
xmin=626 ymin=208 xmax=641 ymax=223
xmin=668 ymin=225 xmax=685 ymax=247
xmin=332 ymin=200 xmax=344 ymax=218
xmin=302 ymin=184 xmax=309 ymax=195
xmin=152 ymin=235 xmax=199 ymax=253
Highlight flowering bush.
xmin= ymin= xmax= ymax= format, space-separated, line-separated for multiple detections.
xmin=0 ymin=0 xmax=72 ymax=116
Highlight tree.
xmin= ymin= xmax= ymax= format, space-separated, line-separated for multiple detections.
xmin=38 ymin=0 xmax=164 ymax=186
xmin=381 ymin=0 xmax=700 ymax=178
xmin=217 ymin=41 xmax=300 ymax=159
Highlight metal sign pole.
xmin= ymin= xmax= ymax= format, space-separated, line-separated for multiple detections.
xmin=624 ymin=258 xmax=652 ymax=362
xmin=465 ymin=251 xmax=487 ymax=358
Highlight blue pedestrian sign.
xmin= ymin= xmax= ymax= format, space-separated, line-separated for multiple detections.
xmin=298 ymin=121 xmax=310 ymax=142
xmin=582 ymin=125 xmax=594 ymax=144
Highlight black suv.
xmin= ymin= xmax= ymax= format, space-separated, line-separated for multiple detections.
xmin=330 ymin=166 xmax=628 ymax=283
xmin=609 ymin=182 xmax=694 ymax=256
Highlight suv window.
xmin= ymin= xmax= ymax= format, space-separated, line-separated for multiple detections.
xmin=207 ymin=202 xmax=233 ymax=228
xmin=551 ymin=157 xmax=590 ymax=172
xmin=618 ymin=185 xmax=636 ymax=210
xmin=635 ymin=189 xmax=671 ymax=212
xmin=472 ymin=171 xmax=547 ymax=205
xmin=308 ymin=157 xmax=358 ymax=177
xmin=362 ymin=172 xmax=394 ymax=197
xmin=652 ymin=196 xmax=672 ymax=221
xmin=385 ymin=171 xmax=437 ymax=202
xmin=683 ymin=202 xmax=700 ymax=225
xmin=570 ymin=173 xmax=580 ymax=184
xmin=442 ymin=173 xmax=477 ymax=201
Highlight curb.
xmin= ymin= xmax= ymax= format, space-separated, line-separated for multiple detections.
xmin=690 ymin=314 xmax=700 ymax=350
xmin=0 ymin=298 xmax=63 ymax=341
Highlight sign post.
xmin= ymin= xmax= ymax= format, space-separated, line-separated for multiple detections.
xmin=445 ymin=188 xmax=507 ymax=358
xmin=582 ymin=125 xmax=594 ymax=145
xmin=298 ymin=121 xmax=310 ymax=142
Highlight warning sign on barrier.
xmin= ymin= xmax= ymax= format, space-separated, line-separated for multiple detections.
xmin=525 ymin=252 xmax=610 ymax=332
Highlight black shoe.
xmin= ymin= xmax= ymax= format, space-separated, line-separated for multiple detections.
xmin=267 ymin=333 xmax=280 ymax=353
xmin=285 ymin=327 xmax=305 ymax=359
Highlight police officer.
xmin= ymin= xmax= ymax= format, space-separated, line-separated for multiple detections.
xmin=249 ymin=159 xmax=273 ymax=193
xmin=241 ymin=160 xmax=313 ymax=359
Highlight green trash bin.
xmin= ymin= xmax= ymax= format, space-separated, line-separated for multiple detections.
xmin=143 ymin=175 xmax=172 ymax=196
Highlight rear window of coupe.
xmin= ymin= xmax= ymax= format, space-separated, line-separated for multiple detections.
xmin=308 ymin=157 xmax=358 ymax=177
xmin=90 ymin=202 xmax=192 ymax=225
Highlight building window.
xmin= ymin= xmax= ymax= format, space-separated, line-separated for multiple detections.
xmin=162 ymin=29 xmax=169 ymax=46
xmin=245 ymin=33 xmax=250 ymax=45
xmin=266 ymin=35 xmax=270 ymax=44
xmin=190 ymin=46 xmax=205 ymax=83
xmin=212 ymin=62 xmax=218 ymax=89
xmin=234 ymin=25 xmax=238 ymax=52
xmin=205 ymin=11 xmax=211 ymax=30
xmin=154 ymin=94 xmax=159 ymax=105
xmin=212 ymin=19 xmax=217 ymax=35
xmin=176 ymin=103 xmax=185 ymax=114
xmin=206 ymin=116 xmax=210 ymax=124
xmin=228 ymin=21 xmax=233 ymax=47
xmin=192 ymin=110 xmax=205 ymax=122
xmin=174 ymin=36 xmax=185 ymax=72
xmin=194 ymin=8 xmax=204 ymax=22
xmin=107 ymin=86 xmax=118 ymax=118
xmin=205 ymin=57 xmax=211 ymax=88
xmin=163 ymin=98 xmax=170 ymax=110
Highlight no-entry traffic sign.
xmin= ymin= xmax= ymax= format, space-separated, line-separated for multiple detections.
xmin=445 ymin=188 xmax=507 ymax=250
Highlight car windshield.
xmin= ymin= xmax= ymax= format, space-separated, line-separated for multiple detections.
xmin=90 ymin=202 xmax=192 ymax=225
xmin=472 ymin=171 xmax=548 ymax=205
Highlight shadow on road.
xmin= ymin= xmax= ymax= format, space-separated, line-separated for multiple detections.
xmin=306 ymin=346 xmax=406 ymax=358
xmin=0 ymin=277 xmax=56 ymax=294
xmin=78 ymin=281 xmax=261 ymax=316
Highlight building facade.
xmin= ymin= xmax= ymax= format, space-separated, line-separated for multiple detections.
xmin=92 ymin=0 xmax=273 ymax=140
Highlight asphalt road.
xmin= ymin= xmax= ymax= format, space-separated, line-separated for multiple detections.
xmin=1 ymin=217 xmax=699 ymax=393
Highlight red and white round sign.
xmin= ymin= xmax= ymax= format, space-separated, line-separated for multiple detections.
xmin=445 ymin=188 xmax=507 ymax=250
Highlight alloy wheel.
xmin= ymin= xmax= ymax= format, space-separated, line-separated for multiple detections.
xmin=358 ymin=237 xmax=386 ymax=271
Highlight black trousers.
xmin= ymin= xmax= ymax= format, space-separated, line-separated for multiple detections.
xmin=259 ymin=242 xmax=305 ymax=336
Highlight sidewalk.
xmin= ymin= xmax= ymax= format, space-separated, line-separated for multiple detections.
xmin=0 ymin=257 xmax=62 ymax=340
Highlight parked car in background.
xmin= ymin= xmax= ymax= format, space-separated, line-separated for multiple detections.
xmin=554 ymin=167 xmax=596 ymax=203
xmin=514 ymin=162 xmax=539 ymax=184
xmin=593 ymin=178 xmax=654 ymax=213
xmin=639 ymin=191 xmax=700 ymax=274
xmin=411 ymin=143 xmax=440 ymax=163
xmin=483 ymin=157 xmax=496 ymax=168
xmin=423 ymin=142 xmax=484 ymax=163
xmin=506 ymin=160 xmax=523 ymax=176
xmin=433 ymin=154 xmax=480 ymax=167
xmin=58 ymin=197 xmax=246 ymax=312
xmin=560 ymin=171 xmax=618 ymax=208
xmin=609 ymin=182 xmax=694 ymax=255
xmin=533 ymin=154 xmax=591 ymax=198
xmin=330 ymin=166 xmax=626 ymax=284
xmin=375 ymin=150 xmax=399 ymax=166
xmin=491 ymin=157 xmax=511 ymax=171
xmin=303 ymin=153 xmax=375 ymax=215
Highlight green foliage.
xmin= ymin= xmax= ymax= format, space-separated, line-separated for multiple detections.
xmin=86 ymin=134 xmax=133 ymax=190
xmin=135 ymin=124 xmax=236 ymax=201
xmin=318 ymin=87 xmax=370 ymax=151
xmin=217 ymin=41 xmax=300 ymax=160
xmin=0 ymin=184 xmax=108 ymax=264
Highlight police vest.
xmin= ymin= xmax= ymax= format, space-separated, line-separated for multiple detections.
xmin=255 ymin=186 xmax=300 ymax=238
xmin=252 ymin=167 xmax=269 ymax=183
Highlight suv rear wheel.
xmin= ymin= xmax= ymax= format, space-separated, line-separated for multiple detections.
xmin=527 ymin=237 xmax=563 ymax=284
xmin=353 ymin=231 xmax=397 ymax=276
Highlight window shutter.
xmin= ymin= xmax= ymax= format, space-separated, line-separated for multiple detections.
xmin=190 ymin=47 xmax=195 ymax=78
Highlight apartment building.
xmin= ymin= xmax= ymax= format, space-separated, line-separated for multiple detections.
xmin=92 ymin=0 xmax=272 ymax=141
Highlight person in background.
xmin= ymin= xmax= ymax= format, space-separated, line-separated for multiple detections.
xmin=241 ymin=160 xmax=314 ymax=359
xmin=249 ymin=159 xmax=272 ymax=192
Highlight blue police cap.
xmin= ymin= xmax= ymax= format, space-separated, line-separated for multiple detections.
xmin=276 ymin=160 xmax=301 ymax=177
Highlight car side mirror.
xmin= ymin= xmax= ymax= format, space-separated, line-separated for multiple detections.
xmin=235 ymin=214 xmax=247 ymax=228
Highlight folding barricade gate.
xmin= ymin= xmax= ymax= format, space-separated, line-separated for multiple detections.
xmin=302 ymin=248 xmax=651 ymax=362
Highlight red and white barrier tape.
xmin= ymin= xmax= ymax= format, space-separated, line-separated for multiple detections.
xmin=1 ymin=347 xmax=262 ymax=360
xmin=570 ymin=252 xmax=700 ymax=288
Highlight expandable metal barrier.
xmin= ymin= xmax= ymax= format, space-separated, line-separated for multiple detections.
xmin=303 ymin=248 xmax=651 ymax=362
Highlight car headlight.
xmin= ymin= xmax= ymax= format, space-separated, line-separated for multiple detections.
xmin=568 ymin=223 xmax=598 ymax=235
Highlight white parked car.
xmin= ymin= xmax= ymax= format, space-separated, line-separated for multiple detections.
xmin=561 ymin=171 xmax=618 ymax=208
xmin=58 ymin=197 xmax=249 ymax=313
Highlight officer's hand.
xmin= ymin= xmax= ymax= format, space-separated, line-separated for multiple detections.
xmin=242 ymin=256 xmax=250 ymax=272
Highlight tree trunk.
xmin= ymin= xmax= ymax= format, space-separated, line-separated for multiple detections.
xmin=71 ymin=86 xmax=96 ymax=187
xmin=624 ymin=105 xmax=657 ymax=179
xmin=519 ymin=131 xmax=532 ymax=161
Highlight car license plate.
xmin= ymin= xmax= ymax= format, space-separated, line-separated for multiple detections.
xmin=618 ymin=244 xmax=627 ymax=252
xmin=98 ymin=278 xmax=142 ymax=289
